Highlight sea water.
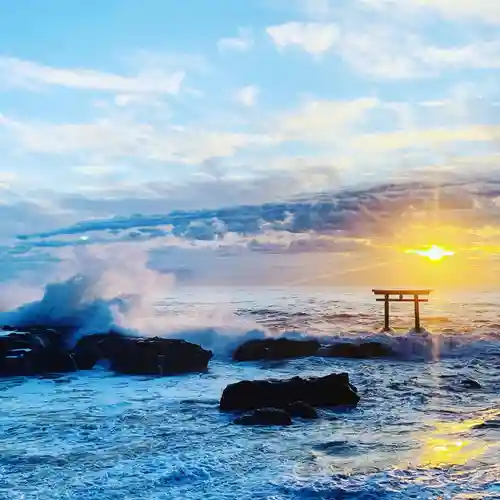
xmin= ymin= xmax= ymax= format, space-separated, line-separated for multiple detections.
xmin=0 ymin=287 xmax=499 ymax=499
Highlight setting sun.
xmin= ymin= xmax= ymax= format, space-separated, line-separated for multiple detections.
xmin=405 ymin=245 xmax=455 ymax=261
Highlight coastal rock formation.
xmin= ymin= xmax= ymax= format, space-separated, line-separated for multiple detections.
xmin=233 ymin=338 xmax=321 ymax=361
xmin=287 ymin=401 xmax=319 ymax=419
xmin=0 ymin=326 xmax=77 ymax=376
xmin=0 ymin=327 xmax=213 ymax=377
xmin=73 ymin=333 xmax=213 ymax=375
xmin=461 ymin=378 xmax=481 ymax=389
xmin=318 ymin=341 xmax=396 ymax=359
xmin=220 ymin=372 xmax=359 ymax=411
xmin=234 ymin=408 xmax=292 ymax=426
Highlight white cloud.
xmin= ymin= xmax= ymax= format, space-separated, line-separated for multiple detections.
xmin=267 ymin=19 xmax=500 ymax=78
xmin=276 ymin=97 xmax=379 ymax=141
xmin=0 ymin=57 xmax=185 ymax=94
xmin=362 ymin=0 xmax=500 ymax=25
xmin=217 ymin=28 xmax=254 ymax=52
xmin=351 ymin=125 xmax=500 ymax=151
xmin=266 ymin=22 xmax=339 ymax=54
xmin=0 ymin=115 xmax=276 ymax=165
xmin=233 ymin=85 xmax=259 ymax=107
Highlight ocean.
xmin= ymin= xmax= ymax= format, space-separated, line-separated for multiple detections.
xmin=1 ymin=287 xmax=499 ymax=499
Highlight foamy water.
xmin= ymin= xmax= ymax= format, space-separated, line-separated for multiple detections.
xmin=1 ymin=287 xmax=500 ymax=499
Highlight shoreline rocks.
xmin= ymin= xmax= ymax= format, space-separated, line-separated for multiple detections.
xmin=234 ymin=408 xmax=292 ymax=426
xmin=0 ymin=327 xmax=77 ymax=376
xmin=0 ymin=327 xmax=213 ymax=377
xmin=220 ymin=372 xmax=360 ymax=412
xmin=73 ymin=334 xmax=214 ymax=375
xmin=232 ymin=338 xmax=397 ymax=362
xmin=233 ymin=338 xmax=321 ymax=362
xmin=318 ymin=341 xmax=396 ymax=359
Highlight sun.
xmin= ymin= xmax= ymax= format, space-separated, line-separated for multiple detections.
xmin=405 ymin=245 xmax=455 ymax=261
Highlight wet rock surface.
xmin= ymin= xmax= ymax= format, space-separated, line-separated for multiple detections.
xmin=73 ymin=334 xmax=213 ymax=375
xmin=1 ymin=327 xmax=213 ymax=377
xmin=234 ymin=408 xmax=292 ymax=426
xmin=233 ymin=338 xmax=321 ymax=361
xmin=0 ymin=326 xmax=77 ymax=376
xmin=220 ymin=372 xmax=360 ymax=411
xmin=318 ymin=341 xmax=396 ymax=359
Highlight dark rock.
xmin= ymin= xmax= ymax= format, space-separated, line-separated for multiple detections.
xmin=73 ymin=334 xmax=213 ymax=375
xmin=287 ymin=401 xmax=319 ymax=419
xmin=71 ymin=331 xmax=128 ymax=370
xmin=233 ymin=338 xmax=320 ymax=361
xmin=220 ymin=372 xmax=359 ymax=411
xmin=473 ymin=419 xmax=500 ymax=429
xmin=461 ymin=378 xmax=482 ymax=389
xmin=319 ymin=341 xmax=396 ymax=359
xmin=234 ymin=408 xmax=292 ymax=426
xmin=0 ymin=328 xmax=77 ymax=376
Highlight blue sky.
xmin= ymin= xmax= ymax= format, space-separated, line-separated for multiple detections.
xmin=0 ymin=0 xmax=499 ymax=289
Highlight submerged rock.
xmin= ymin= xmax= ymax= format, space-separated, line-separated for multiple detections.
xmin=220 ymin=372 xmax=359 ymax=411
xmin=0 ymin=328 xmax=77 ymax=376
xmin=233 ymin=338 xmax=320 ymax=361
xmin=318 ymin=341 xmax=396 ymax=359
xmin=73 ymin=334 xmax=213 ymax=375
xmin=234 ymin=408 xmax=292 ymax=426
xmin=461 ymin=378 xmax=482 ymax=389
xmin=287 ymin=401 xmax=319 ymax=419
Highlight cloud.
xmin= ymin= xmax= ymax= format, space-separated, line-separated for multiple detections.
xmin=0 ymin=115 xmax=275 ymax=165
xmin=233 ymin=85 xmax=259 ymax=107
xmin=217 ymin=28 xmax=254 ymax=52
xmin=0 ymin=57 xmax=185 ymax=94
xmin=6 ymin=173 xmax=500 ymax=287
xmin=267 ymin=22 xmax=340 ymax=54
xmin=276 ymin=97 xmax=379 ymax=141
xmin=362 ymin=0 xmax=500 ymax=25
xmin=16 ymin=173 xmax=500 ymax=246
xmin=351 ymin=125 xmax=500 ymax=151
xmin=267 ymin=14 xmax=500 ymax=78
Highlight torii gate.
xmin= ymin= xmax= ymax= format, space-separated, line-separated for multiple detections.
xmin=372 ymin=289 xmax=432 ymax=332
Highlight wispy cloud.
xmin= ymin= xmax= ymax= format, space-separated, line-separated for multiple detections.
xmin=362 ymin=0 xmax=500 ymax=25
xmin=267 ymin=22 xmax=339 ymax=55
xmin=233 ymin=85 xmax=259 ymax=107
xmin=217 ymin=28 xmax=254 ymax=52
xmin=0 ymin=115 xmax=275 ymax=164
xmin=0 ymin=57 xmax=185 ymax=94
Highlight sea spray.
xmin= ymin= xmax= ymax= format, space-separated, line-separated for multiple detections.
xmin=0 ymin=245 xmax=271 ymax=353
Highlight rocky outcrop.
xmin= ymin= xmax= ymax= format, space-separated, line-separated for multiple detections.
xmin=220 ymin=372 xmax=359 ymax=411
xmin=0 ymin=327 xmax=213 ymax=377
xmin=461 ymin=378 xmax=481 ymax=389
xmin=234 ymin=408 xmax=292 ymax=426
xmin=73 ymin=333 xmax=213 ymax=375
xmin=287 ymin=401 xmax=319 ymax=419
xmin=318 ymin=341 xmax=396 ymax=359
xmin=233 ymin=338 xmax=321 ymax=361
xmin=0 ymin=327 xmax=77 ymax=376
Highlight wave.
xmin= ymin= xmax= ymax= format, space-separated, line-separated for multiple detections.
xmin=1 ymin=249 xmax=500 ymax=360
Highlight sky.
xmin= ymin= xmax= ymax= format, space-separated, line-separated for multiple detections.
xmin=0 ymin=0 xmax=499 ymax=291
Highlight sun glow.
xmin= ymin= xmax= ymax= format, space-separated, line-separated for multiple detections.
xmin=405 ymin=245 xmax=455 ymax=261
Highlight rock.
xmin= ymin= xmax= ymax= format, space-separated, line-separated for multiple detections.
xmin=0 ymin=328 xmax=77 ymax=376
xmin=233 ymin=338 xmax=321 ymax=362
xmin=234 ymin=408 xmax=292 ymax=426
xmin=287 ymin=401 xmax=319 ymax=419
xmin=71 ymin=331 xmax=128 ymax=370
xmin=73 ymin=334 xmax=213 ymax=375
xmin=319 ymin=341 xmax=396 ymax=359
xmin=220 ymin=372 xmax=359 ymax=411
xmin=461 ymin=378 xmax=481 ymax=389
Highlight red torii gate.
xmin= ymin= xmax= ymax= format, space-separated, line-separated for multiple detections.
xmin=372 ymin=289 xmax=432 ymax=332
